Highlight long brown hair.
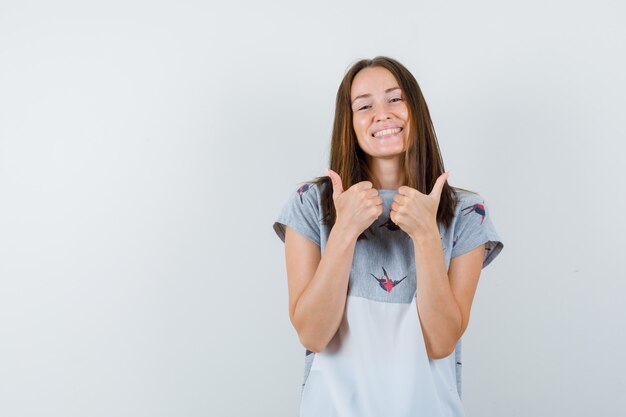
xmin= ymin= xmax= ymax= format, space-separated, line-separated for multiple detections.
xmin=305 ymin=56 xmax=476 ymax=240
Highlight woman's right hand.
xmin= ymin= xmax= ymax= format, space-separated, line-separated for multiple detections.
xmin=327 ymin=168 xmax=383 ymax=239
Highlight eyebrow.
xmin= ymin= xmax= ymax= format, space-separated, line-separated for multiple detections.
xmin=351 ymin=87 xmax=401 ymax=105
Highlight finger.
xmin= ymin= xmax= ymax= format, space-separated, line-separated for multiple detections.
xmin=398 ymin=185 xmax=419 ymax=197
xmin=393 ymin=194 xmax=406 ymax=205
xmin=327 ymin=169 xmax=344 ymax=199
xmin=429 ymin=171 xmax=451 ymax=199
xmin=357 ymin=180 xmax=373 ymax=190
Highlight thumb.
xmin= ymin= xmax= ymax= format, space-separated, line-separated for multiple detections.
xmin=327 ymin=168 xmax=344 ymax=200
xmin=429 ymin=171 xmax=451 ymax=201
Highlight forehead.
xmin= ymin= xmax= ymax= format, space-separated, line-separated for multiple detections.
xmin=350 ymin=67 xmax=400 ymax=99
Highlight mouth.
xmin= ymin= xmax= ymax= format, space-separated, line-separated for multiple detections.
xmin=372 ymin=127 xmax=403 ymax=138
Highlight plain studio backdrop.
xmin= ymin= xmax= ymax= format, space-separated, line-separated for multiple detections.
xmin=1 ymin=0 xmax=624 ymax=416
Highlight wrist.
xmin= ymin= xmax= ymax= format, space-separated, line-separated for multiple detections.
xmin=331 ymin=219 xmax=359 ymax=244
xmin=410 ymin=224 xmax=440 ymax=244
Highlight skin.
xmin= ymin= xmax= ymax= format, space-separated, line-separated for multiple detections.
xmin=284 ymin=66 xmax=485 ymax=359
xmin=350 ymin=66 xmax=408 ymax=190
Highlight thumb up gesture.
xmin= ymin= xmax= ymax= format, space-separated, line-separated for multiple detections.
xmin=327 ymin=169 xmax=383 ymax=239
xmin=390 ymin=172 xmax=450 ymax=240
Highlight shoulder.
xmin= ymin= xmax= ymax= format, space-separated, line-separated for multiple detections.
xmin=273 ymin=179 xmax=326 ymax=245
xmin=452 ymin=187 xmax=484 ymax=211
xmin=293 ymin=179 xmax=324 ymax=203
xmin=449 ymin=187 xmax=492 ymax=231
xmin=278 ymin=179 xmax=327 ymax=220
xmin=448 ymin=187 xmax=504 ymax=266
xmin=294 ymin=176 xmax=333 ymax=202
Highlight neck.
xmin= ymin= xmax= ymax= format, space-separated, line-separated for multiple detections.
xmin=367 ymin=155 xmax=404 ymax=190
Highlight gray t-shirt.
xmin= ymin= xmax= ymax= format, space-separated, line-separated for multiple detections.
xmin=273 ymin=180 xmax=504 ymax=417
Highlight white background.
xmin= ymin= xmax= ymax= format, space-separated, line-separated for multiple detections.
xmin=1 ymin=0 xmax=625 ymax=416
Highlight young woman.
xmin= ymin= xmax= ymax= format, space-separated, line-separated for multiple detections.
xmin=273 ymin=56 xmax=504 ymax=417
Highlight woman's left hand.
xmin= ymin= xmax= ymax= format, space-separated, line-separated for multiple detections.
xmin=390 ymin=172 xmax=451 ymax=240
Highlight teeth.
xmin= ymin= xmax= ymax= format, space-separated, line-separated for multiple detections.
xmin=373 ymin=127 xmax=401 ymax=138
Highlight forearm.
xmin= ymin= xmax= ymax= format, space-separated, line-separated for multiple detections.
xmin=412 ymin=226 xmax=462 ymax=359
xmin=293 ymin=223 xmax=357 ymax=352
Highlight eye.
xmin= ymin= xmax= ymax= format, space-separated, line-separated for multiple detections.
xmin=390 ymin=97 xmax=402 ymax=103
xmin=358 ymin=105 xmax=371 ymax=111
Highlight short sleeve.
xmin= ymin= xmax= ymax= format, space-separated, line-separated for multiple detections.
xmin=272 ymin=182 xmax=321 ymax=246
xmin=450 ymin=192 xmax=504 ymax=269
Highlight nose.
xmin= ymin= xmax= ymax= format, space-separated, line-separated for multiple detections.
xmin=375 ymin=102 xmax=391 ymax=122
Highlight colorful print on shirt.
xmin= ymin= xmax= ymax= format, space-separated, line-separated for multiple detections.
xmin=460 ymin=201 xmax=486 ymax=224
xmin=297 ymin=183 xmax=311 ymax=204
xmin=370 ymin=266 xmax=407 ymax=292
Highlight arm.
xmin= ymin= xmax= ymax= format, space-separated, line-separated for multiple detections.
xmin=412 ymin=225 xmax=485 ymax=359
xmin=284 ymin=223 xmax=357 ymax=353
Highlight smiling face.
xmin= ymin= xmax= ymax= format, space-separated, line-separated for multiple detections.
xmin=350 ymin=66 xmax=410 ymax=160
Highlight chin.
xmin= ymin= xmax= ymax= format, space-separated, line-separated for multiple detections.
xmin=366 ymin=150 xmax=404 ymax=159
